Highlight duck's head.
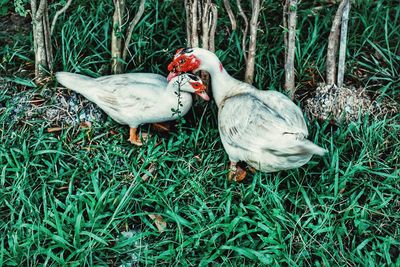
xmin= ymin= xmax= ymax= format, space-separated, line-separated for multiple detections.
xmin=167 ymin=48 xmax=200 ymax=79
xmin=170 ymin=73 xmax=210 ymax=101
xmin=167 ymin=47 xmax=219 ymax=81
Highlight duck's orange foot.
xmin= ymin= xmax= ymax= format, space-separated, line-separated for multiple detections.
xmin=228 ymin=161 xmax=247 ymax=182
xmin=128 ymin=128 xmax=148 ymax=146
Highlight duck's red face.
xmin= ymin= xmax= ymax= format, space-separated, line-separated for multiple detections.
xmin=167 ymin=48 xmax=200 ymax=81
xmin=190 ymin=81 xmax=209 ymax=101
xmin=189 ymin=81 xmax=206 ymax=93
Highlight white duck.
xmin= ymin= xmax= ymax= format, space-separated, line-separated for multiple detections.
xmin=56 ymin=72 xmax=209 ymax=145
xmin=167 ymin=48 xmax=326 ymax=181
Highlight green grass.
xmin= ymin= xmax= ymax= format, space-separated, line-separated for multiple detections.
xmin=1 ymin=0 xmax=399 ymax=266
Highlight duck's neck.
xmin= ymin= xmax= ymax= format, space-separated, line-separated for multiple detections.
xmin=197 ymin=50 xmax=238 ymax=108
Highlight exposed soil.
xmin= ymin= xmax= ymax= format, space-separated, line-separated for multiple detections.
xmin=304 ymin=83 xmax=399 ymax=124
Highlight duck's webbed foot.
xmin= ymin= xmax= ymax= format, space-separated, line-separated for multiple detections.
xmin=228 ymin=161 xmax=247 ymax=182
xmin=128 ymin=127 xmax=148 ymax=146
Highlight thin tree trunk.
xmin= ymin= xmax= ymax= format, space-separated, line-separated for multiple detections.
xmin=208 ymin=4 xmax=218 ymax=52
xmin=244 ymin=0 xmax=261 ymax=84
xmin=236 ymin=0 xmax=248 ymax=62
xmin=185 ymin=0 xmax=217 ymax=89
xmin=191 ymin=0 xmax=199 ymax=47
xmin=326 ymin=0 xmax=346 ymax=85
xmin=122 ymin=0 xmax=146 ymax=62
xmin=223 ymin=0 xmax=237 ymax=31
xmin=111 ymin=0 xmax=125 ymax=74
xmin=43 ymin=2 xmax=53 ymax=70
xmin=50 ymin=0 xmax=73 ymax=35
xmin=184 ymin=0 xmax=192 ymax=46
xmin=284 ymin=0 xmax=297 ymax=98
xmin=337 ymin=0 xmax=350 ymax=87
xmin=283 ymin=0 xmax=288 ymax=63
xmin=201 ymin=0 xmax=211 ymax=50
xmin=31 ymin=0 xmax=52 ymax=78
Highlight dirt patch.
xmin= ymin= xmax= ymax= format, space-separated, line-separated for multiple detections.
xmin=6 ymin=83 xmax=106 ymax=127
xmin=304 ymin=83 xmax=398 ymax=124
xmin=0 ymin=13 xmax=30 ymax=45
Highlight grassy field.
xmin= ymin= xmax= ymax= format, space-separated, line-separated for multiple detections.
xmin=1 ymin=0 xmax=399 ymax=266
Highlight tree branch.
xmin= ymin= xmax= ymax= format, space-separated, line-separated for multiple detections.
xmin=122 ymin=0 xmax=146 ymax=62
xmin=284 ymin=0 xmax=298 ymax=98
xmin=31 ymin=0 xmax=37 ymax=16
xmin=43 ymin=1 xmax=53 ymax=70
xmin=35 ymin=0 xmax=47 ymax=21
xmin=184 ymin=0 xmax=192 ymax=46
xmin=201 ymin=0 xmax=211 ymax=50
xmin=244 ymin=0 xmax=261 ymax=84
xmin=111 ymin=0 xmax=126 ymax=74
xmin=337 ymin=0 xmax=350 ymax=87
xmin=209 ymin=3 xmax=218 ymax=52
xmin=326 ymin=0 xmax=346 ymax=85
xmin=283 ymin=0 xmax=288 ymax=63
xmin=191 ymin=0 xmax=199 ymax=47
xmin=223 ymin=0 xmax=237 ymax=31
xmin=50 ymin=0 xmax=73 ymax=35
xmin=236 ymin=0 xmax=248 ymax=63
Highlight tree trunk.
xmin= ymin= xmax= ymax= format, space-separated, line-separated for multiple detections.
xmin=31 ymin=0 xmax=52 ymax=79
xmin=185 ymin=0 xmax=218 ymax=88
xmin=111 ymin=0 xmax=126 ymax=74
xmin=337 ymin=0 xmax=350 ymax=87
xmin=244 ymin=0 xmax=261 ymax=85
xmin=223 ymin=0 xmax=237 ymax=31
xmin=284 ymin=0 xmax=298 ymax=98
xmin=326 ymin=0 xmax=346 ymax=85
xmin=236 ymin=0 xmax=248 ymax=63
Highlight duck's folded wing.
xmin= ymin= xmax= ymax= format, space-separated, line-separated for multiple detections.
xmin=95 ymin=73 xmax=167 ymax=90
xmin=219 ymin=92 xmax=308 ymax=153
xmin=94 ymin=82 xmax=160 ymax=113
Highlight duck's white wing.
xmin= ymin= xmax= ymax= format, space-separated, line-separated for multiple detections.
xmin=94 ymin=81 xmax=162 ymax=112
xmin=95 ymin=73 xmax=167 ymax=91
xmin=219 ymin=91 xmax=309 ymax=154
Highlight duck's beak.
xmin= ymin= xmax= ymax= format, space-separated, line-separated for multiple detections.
xmin=167 ymin=71 xmax=179 ymax=81
xmin=195 ymin=84 xmax=210 ymax=101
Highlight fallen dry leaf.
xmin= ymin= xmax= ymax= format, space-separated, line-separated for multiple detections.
xmin=152 ymin=122 xmax=170 ymax=132
xmin=80 ymin=121 xmax=92 ymax=129
xmin=141 ymin=163 xmax=157 ymax=182
xmin=148 ymin=214 xmax=166 ymax=233
xmin=47 ymin=127 xmax=63 ymax=133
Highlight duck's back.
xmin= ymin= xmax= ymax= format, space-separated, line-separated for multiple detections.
xmin=95 ymin=73 xmax=167 ymax=89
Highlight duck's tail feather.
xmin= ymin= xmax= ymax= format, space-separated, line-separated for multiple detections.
xmin=56 ymin=72 xmax=98 ymax=100
xmin=300 ymin=140 xmax=328 ymax=156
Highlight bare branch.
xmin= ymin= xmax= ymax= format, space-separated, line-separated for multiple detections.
xmin=223 ymin=0 xmax=237 ymax=31
xmin=184 ymin=0 xmax=192 ymax=46
xmin=35 ymin=0 xmax=47 ymax=20
xmin=283 ymin=0 xmax=288 ymax=63
xmin=31 ymin=0 xmax=53 ymax=78
xmin=122 ymin=0 xmax=146 ymax=62
xmin=244 ymin=0 xmax=261 ymax=84
xmin=201 ymin=0 xmax=211 ymax=50
xmin=337 ymin=0 xmax=350 ymax=87
xmin=50 ymin=0 xmax=73 ymax=35
xmin=191 ymin=0 xmax=199 ymax=47
xmin=326 ymin=0 xmax=346 ymax=85
xmin=236 ymin=0 xmax=248 ymax=62
xmin=111 ymin=0 xmax=126 ymax=74
xmin=43 ymin=2 xmax=53 ymax=70
xmin=284 ymin=0 xmax=298 ymax=97
xmin=31 ymin=0 xmax=37 ymax=15
xmin=208 ymin=4 xmax=218 ymax=52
